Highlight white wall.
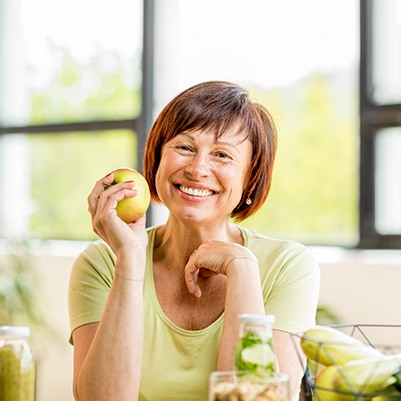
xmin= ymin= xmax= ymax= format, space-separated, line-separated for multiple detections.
xmin=33 ymin=252 xmax=76 ymax=401
xmin=316 ymin=248 xmax=401 ymax=325
xmin=29 ymin=246 xmax=401 ymax=401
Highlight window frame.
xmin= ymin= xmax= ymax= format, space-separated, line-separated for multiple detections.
xmin=0 ymin=0 xmax=155 ymax=226
xmin=1 ymin=0 xmax=400 ymax=249
xmin=359 ymin=0 xmax=401 ymax=248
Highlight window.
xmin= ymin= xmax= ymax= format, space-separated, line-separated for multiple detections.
xmin=1 ymin=0 xmax=398 ymax=249
xmin=0 ymin=0 xmax=153 ymax=240
xmin=360 ymin=0 xmax=401 ymax=248
xmin=154 ymin=0 xmax=359 ymax=247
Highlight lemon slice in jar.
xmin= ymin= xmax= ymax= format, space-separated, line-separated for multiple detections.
xmin=241 ymin=344 xmax=275 ymax=366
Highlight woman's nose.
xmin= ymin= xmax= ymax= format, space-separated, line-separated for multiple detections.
xmin=184 ymin=152 xmax=210 ymax=179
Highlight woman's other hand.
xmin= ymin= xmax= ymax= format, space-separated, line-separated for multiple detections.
xmin=184 ymin=240 xmax=259 ymax=298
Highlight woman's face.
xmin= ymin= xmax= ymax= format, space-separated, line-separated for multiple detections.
xmin=155 ymin=126 xmax=252 ymax=225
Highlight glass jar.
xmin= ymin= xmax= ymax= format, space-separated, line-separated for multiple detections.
xmin=234 ymin=314 xmax=277 ymax=377
xmin=0 ymin=326 xmax=36 ymax=401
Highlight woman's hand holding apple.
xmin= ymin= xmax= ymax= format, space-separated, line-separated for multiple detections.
xmin=111 ymin=168 xmax=151 ymax=224
xmin=87 ymin=169 xmax=150 ymax=257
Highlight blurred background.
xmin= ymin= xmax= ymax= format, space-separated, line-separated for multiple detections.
xmin=0 ymin=0 xmax=400 ymax=400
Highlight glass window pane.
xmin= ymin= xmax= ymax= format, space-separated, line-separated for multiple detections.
xmin=0 ymin=131 xmax=137 ymax=240
xmin=155 ymin=0 xmax=359 ymax=246
xmin=371 ymin=0 xmax=401 ymax=104
xmin=0 ymin=134 xmax=31 ymax=238
xmin=0 ymin=0 xmax=142 ymax=126
xmin=31 ymin=130 xmax=137 ymax=240
xmin=375 ymin=128 xmax=401 ymax=234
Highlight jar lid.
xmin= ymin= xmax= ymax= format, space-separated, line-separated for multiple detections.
xmin=238 ymin=314 xmax=275 ymax=325
xmin=0 ymin=326 xmax=30 ymax=337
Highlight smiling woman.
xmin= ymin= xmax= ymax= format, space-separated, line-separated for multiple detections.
xmin=145 ymin=81 xmax=277 ymax=222
xmin=68 ymin=81 xmax=320 ymax=401
xmin=154 ymin=128 xmax=253 ymax=226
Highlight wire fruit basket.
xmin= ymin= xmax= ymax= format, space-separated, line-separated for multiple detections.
xmin=292 ymin=324 xmax=401 ymax=401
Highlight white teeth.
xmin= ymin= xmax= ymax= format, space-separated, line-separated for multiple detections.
xmin=179 ymin=185 xmax=213 ymax=197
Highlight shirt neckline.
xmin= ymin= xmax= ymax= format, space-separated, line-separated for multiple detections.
xmin=145 ymin=226 xmax=225 ymax=336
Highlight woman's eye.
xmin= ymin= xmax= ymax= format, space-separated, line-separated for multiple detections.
xmin=215 ymin=151 xmax=231 ymax=160
xmin=175 ymin=145 xmax=193 ymax=152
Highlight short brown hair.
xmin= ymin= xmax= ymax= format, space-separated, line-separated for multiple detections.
xmin=143 ymin=81 xmax=277 ymax=221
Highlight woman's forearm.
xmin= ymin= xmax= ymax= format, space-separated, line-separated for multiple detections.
xmin=74 ymin=255 xmax=145 ymax=401
xmin=274 ymin=330 xmax=305 ymax=401
xmin=217 ymin=259 xmax=265 ymax=370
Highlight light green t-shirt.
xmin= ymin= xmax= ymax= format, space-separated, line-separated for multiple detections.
xmin=68 ymin=225 xmax=320 ymax=401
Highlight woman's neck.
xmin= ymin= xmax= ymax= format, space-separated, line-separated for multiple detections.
xmin=153 ymin=217 xmax=243 ymax=266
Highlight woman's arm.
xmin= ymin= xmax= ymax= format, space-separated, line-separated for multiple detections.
xmin=273 ymin=330 xmax=305 ymax=401
xmin=217 ymin=256 xmax=265 ymax=370
xmin=72 ymin=173 xmax=148 ymax=401
xmin=72 ymin=252 xmax=146 ymax=401
xmin=184 ymin=242 xmax=265 ymax=369
xmin=184 ymin=239 xmax=318 ymax=401
xmin=217 ymin=262 xmax=307 ymax=401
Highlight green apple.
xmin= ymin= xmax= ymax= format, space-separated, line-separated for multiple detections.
xmin=111 ymin=168 xmax=151 ymax=223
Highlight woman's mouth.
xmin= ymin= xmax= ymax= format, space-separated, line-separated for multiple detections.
xmin=178 ymin=185 xmax=214 ymax=197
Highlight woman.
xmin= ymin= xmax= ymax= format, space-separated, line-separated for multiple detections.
xmin=69 ymin=81 xmax=320 ymax=401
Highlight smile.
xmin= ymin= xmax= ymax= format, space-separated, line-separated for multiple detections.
xmin=179 ymin=185 xmax=214 ymax=197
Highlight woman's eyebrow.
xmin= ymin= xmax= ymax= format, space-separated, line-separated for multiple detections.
xmin=214 ymin=140 xmax=240 ymax=151
xmin=178 ymin=131 xmax=243 ymax=152
xmin=178 ymin=132 xmax=195 ymax=140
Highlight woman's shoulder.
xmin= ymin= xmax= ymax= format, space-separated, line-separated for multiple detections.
xmin=238 ymin=225 xmax=307 ymax=252
xmin=78 ymin=226 xmax=159 ymax=263
xmin=237 ymin=225 xmax=318 ymax=271
xmin=71 ymin=241 xmax=116 ymax=284
xmin=79 ymin=239 xmax=115 ymax=262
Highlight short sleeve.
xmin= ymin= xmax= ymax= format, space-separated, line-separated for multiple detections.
xmin=68 ymin=241 xmax=115 ymax=344
xmin=262 ymin=242 xmax=320 ymax=334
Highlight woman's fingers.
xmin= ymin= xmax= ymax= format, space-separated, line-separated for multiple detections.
xmin=185 ymin=251 xmax=202 ymax=298
xmin=184 ymin=247 xmax=220 ymax=298
xmin=87 ymin=174 xmax=140 ymax=241
xmin=87 ymin=172 xmax=115 ymax=214
xmin=185 ymin=263 xmax=202 ymax=298
xmin=85 ymin=174 xmax=149 ymax=257
xmin=88 ymin=175 xmax=138 ymax=220
xmin=184 ymin=241 xmax=259 ymax=298
xmin=96 ymin=181 xmax=137 ymax=216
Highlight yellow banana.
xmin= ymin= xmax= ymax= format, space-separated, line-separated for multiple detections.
xmin=313 ymin=355 xmax=401 ymax=401
xmin=301 ymin=325 xmax=383 ymax=366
